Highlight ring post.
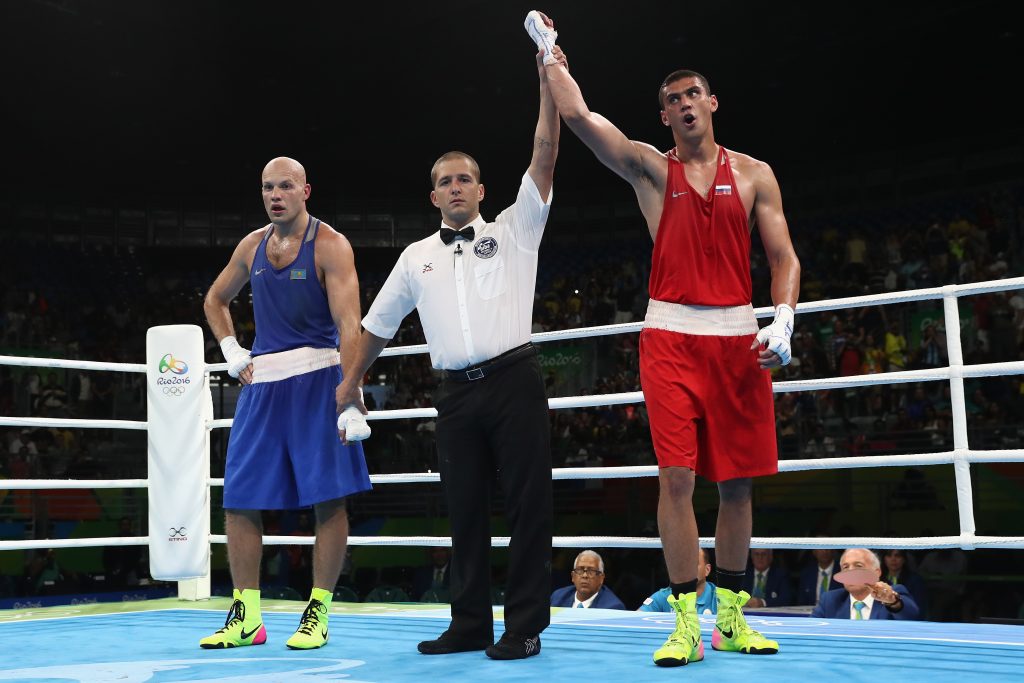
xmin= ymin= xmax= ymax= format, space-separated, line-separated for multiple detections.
xmin=146 ymin=325 xmax=211 ymax=596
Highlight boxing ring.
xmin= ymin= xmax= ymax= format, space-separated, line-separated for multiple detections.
xmin=2 ymin=277 xmax=1024 ymax=681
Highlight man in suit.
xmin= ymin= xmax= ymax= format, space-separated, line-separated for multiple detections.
xmin=797 ymin=548 xmax=841 ymax=606
xmin=413 ymin=547 xmax=451 ymax=601
xmin=551 ymin=550 xmax=626 ymax=609
xmin=743 ymin=549 xmax=792 ymax=607
xmin=811 ymin=548 xmax=920 ymax=620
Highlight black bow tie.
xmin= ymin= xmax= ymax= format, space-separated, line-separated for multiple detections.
xmin=440 ymin=225 xmax=475 ymax=245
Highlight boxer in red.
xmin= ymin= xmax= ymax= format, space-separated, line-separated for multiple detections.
xmin=527 ymin=11 xmax=800 ymax=667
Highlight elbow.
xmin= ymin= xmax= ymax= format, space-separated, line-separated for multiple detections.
xmin=203 ymin=290 xmax=223 ymax=320
xmin=560 ymin=108 xmax=587 ymax=128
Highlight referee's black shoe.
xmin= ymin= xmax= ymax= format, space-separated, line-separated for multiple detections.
xmin=417 ymin=630 xmax=491 ymax=655
xmin=485 ymin=632 xmax=541 ymax=660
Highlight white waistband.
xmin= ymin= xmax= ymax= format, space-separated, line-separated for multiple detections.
xmin=643 ymin=299 xmax=758 ymax=336
xmin=252 ymin=347 xmax=340 ymax=384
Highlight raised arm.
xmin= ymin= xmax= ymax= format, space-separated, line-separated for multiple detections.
xmin=544 ymin=48 xmax=651 ymax=185
xmin=524 ymin=12 xmax=664 ymax=198
xmin=527 ymin=50 xmax=559 ymax=200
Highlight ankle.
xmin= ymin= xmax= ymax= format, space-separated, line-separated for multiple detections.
xmin=310 ymin=587 xmax=333 ymax=610
xmin=238 ymin=588 xmax=262 ymax=620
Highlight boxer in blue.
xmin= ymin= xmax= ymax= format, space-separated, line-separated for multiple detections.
xmin=200 ymin=156 xmax=371 ymax=650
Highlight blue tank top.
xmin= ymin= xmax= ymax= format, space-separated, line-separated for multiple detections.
xmin=250 ymin=216 xmax=339 ymax=355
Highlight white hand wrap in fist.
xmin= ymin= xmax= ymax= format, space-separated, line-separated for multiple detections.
xmin=756 ymin=304 xmax=795 ymax=366
xmin=337 ymin=388 xmax=371 ymax=442
xmin=524 ymin=10 xmax=558 ymax=64
xmin=219 ymin=336 xmax=252 ymax=379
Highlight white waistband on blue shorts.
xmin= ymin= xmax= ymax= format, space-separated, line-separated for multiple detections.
xmin=251 ymin=347 xmax=340 ymax=384
xmin=643 ymin=299 xmax=758 ymax=337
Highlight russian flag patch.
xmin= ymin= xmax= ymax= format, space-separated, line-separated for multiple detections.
xmin=714 ymin=184 xmax=732 ymax=195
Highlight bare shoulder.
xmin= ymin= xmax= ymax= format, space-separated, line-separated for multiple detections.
xmin=728 ymin=149 xmax=777 ymax=183
xmin=314 ymin=222 xmax=355 ymax=263
xmin=242 ymin=225 xmax=271 ymax=245
xmin=233 ymin=226 xmax=270 ymax=263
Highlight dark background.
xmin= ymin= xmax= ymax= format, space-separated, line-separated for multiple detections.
xmin=2 ymin=0 xmax=1020 ymax=213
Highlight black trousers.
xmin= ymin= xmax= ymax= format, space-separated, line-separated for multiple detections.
xmin=434 ymin=354 xmax=553 ymax=638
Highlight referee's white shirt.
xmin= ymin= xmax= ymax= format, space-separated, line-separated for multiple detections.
xmin=362 ymin=172 xmax=551 ymax=371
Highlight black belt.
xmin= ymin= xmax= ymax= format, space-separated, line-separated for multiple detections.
xmin=445 ymin=343 xmax=538 ymax=382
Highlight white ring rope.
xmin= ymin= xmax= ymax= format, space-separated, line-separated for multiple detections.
xmin=5 ymin=533 xmax=1024 ymax=552
xmin=12 ymin=444 xmax=1024 ymax=496
xmin=0 ymin=416 xmax=148 ymax=430
xmin=2 ymin=277 xmax=1024 ymax=563
xmin=0 ymin=356 xmax=145 ymax=373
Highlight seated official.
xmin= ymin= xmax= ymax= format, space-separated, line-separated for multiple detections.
xmin=639 ymin=547 xmax=717 ymax=615
xmin=797 ymin=547 xmax=841 ymax=606
xmin=412 ymin=547 xmax=451 ymax=601
xmin=811 ymin=547 xmax=920 ymax=620
xmin=551 ymin=550 xmax=626 ymax=609
xmin=742 ymin=548 xmax=793 ymax=607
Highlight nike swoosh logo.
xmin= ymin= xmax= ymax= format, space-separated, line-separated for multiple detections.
xmin=719 ymin=628 xmax=733 ymax=639
xmin=321 ymin=629 xmax=328 ymax=639
xmin=240 ymin=623 xmax=262 ymax=640
xmin=672 ymin=190 xmax=688 ymax=197
xmin=254 ymin=268 xmax=265 ymax=275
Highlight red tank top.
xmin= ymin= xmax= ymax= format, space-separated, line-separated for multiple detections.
xmin=648 ymin=146 xmax=752 ymax=305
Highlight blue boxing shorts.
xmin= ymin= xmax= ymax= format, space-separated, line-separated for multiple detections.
xmin=223 ymin=346 xmax=372 ymax=509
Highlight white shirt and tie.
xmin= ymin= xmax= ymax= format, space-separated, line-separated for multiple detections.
xmin=362 ymin=173 xmax=551 ymax=369
xmin=573 ymin=590 xmax=600 ymax=608
xmin=850 ymin=594 xmax=875 ymax=619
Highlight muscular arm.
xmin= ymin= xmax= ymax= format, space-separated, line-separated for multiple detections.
xmin=318 ymin=228 xmax=363 ymax=395
xmin=203 ymin=231 xmax=262 ymax=341
xmin=528 ymin=52 xmax=560 ymax=200
xmin=204 ymin=235 xmax=262 ymax=342
xmin=753 ymin=164 xmax=801 ymax=309
xmin=544 ymin=49 xmax=662 ymax=188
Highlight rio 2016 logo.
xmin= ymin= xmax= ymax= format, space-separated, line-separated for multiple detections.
xmin=159 ymin=353 xmax=189 ymax=375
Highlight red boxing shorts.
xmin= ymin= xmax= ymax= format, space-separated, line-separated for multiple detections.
xmin=639 ymin=300 xmax=777 ymax=482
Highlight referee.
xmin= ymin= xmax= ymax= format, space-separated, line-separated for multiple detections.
xmin=336 ymin=50 xmax=558 ymax=660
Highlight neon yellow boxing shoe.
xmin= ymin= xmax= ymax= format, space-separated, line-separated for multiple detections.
xmin=712 ymin=588 xmax=779 ymax=654
xmin=199 ymin=588 xmax=266 ymax=649
xmin=653 ymin=592 xmax=704 ymax=667
xmin=285 ymin=587 xmax=332 ymax=650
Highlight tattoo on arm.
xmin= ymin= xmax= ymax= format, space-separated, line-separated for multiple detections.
xmin=535 ymin=136 xmax=555 ymax=150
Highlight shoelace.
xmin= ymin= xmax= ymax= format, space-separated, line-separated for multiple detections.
xmin=719 ymin=603 xmax=764 ymax=640
xmin=217 ymin=599 xmax=245 ymax=633
xmin=667 ymin=608 xmax=698 ymax=645
xmin=294 ymin=599 xmax=326 ymax=636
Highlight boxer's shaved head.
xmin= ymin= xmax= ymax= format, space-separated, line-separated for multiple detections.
xmin=263 ymin=156 xmax=307 ymax=184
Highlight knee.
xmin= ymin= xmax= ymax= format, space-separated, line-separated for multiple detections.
xmin=718 ymin=478 xmax=753 ymax=505
xmin=660 ymin=467 xmax=695 ymax=500
xmin=314 ymin=498 xmax=348 ymax=525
